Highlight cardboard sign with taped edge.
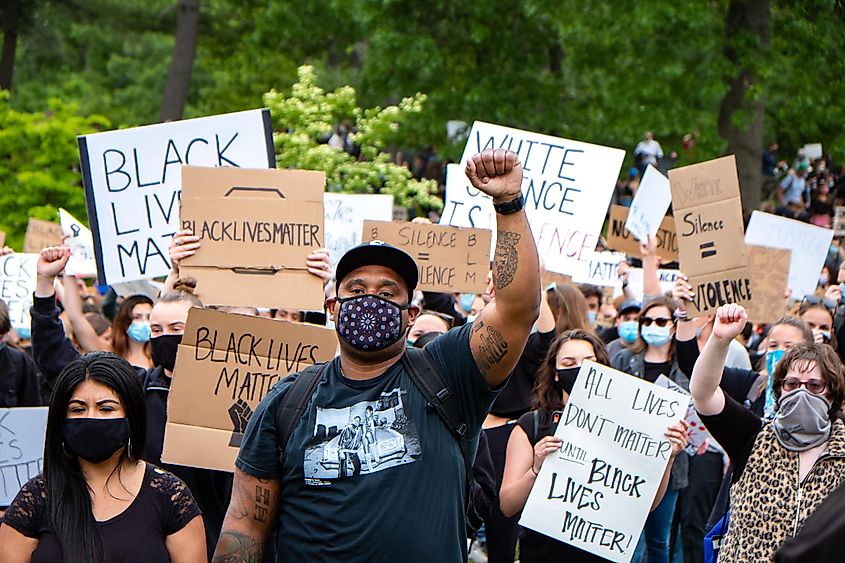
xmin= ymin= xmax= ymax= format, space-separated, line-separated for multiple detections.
xmin=361 ymin=220 xmax=492 ymax=293
xmin=745 ymin=245 xmax=791 ymax=324
xmin=180 ymin=166 xmax=326 ymax=310
xmin=606 ymin=205 xmax=678 ymax=262
xmin=162 ymin=307 xmax=338 ymax=472
xmin=23 ymin=218 xmax=63 ymax=253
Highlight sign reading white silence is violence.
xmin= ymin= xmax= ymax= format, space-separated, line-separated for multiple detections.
xmin=78 ymin=109 xmax=274 ymax=286
xmin=443 ymin=122 xmax=625 ymax=276
xmin=520 ymin=361 xmax=685 ymax=563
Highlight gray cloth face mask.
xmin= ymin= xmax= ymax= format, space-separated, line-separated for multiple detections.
xmin=772 ymin=388 xmax=832 ymax=452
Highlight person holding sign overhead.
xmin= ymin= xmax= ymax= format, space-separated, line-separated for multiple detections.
xmin=691 ymin=304 xmax=845 ymax=561
xmin=500 ymin=329 xmax=688 ymax=562
xmin=213 ymin=149 xmax=541 ymax=562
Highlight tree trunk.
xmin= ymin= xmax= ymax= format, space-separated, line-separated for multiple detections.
xmin=0 ymin=0 xmax=21 ymax=91
xmin=159 ymin=0 xmax=200 ymax=122
xmin=717 ymin=0 xmax=771 ymax=213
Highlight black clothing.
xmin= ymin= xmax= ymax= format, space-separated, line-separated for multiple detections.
xmin=489 ymin=330 xmax=555 ymax=419
xmin=30 ymin=294 xmax=79 ymax=388
xmin=698 ymin=394 xmax=762 ymax=483
xmin=775 ymin=479 xmax=845 ymax=562
xmin=643 ymin=360 xmax=672 ymax=383
xmin=3 ymin=463 xmax=200 ymax=563
xmin=483 ymin=423 xmax=520 ymax=563
xmin=0 ymin=344 xmax=43 ymax=407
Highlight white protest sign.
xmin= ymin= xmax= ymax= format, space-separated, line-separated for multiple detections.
xmin=744 ymin=211 xmax=833 ymax=299
xmin=78 ymin=109 xmax=275 ymax=285
xmin=324 ymin=193 xmax=394 ymax=270
xmin=803 ymin=143 xmax=823 ymax=161
xmin=617 ymin=268 xmax=680 ymax=300
xmin=111 ymin=279 xmax=163 ymax=300
xmin=572 ymin=252 xmax=626 ymax=288
xmin=444 ymin=122 xmax=625 ymax=275
xmin=442 ymin=164 xmax=495 ymax=255
xmin=520 ymin=361 xmax=685 ymax=562
xmin=625 ymin=165 xmax=671 ymax=242
xmin=655 ymin=375 xmax=717 ymax=452
xmin=0 ymin=407 xmax=48 ymax=505
xmin=59 ymin=208 xmax=97 ymax=277
xmin=0 ymin=254 xmax=37 ymax=330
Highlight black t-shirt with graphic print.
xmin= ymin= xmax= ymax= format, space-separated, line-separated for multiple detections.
xmin=236 ymin=323 xmax=498 ymax=562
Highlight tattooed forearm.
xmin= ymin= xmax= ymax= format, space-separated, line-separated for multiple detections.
xmin=475 ymin=321 xmax=509 ymax=371
xmin=493 ymin=230 xmax=521 ymax=290
xmin=212 ymin=531 xmax=264 ymax=563
xmin=254 ymin=484 xmax=277 ymax=523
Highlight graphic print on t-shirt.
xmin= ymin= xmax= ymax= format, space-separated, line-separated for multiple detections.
xmin=303 ymin=387 xmax=422 ymax=484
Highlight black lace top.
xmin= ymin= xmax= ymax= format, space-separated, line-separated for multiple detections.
xmin=2 ymin=463 xmax=201 ymax=563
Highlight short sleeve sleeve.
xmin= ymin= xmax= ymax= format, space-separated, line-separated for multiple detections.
xmin=235 ymin=379 xmax=292 ymax=479
xmin=2 ymin=475 xmax=46 ymax=538
xmin=149 ymin=467 xmax=202 ymax=536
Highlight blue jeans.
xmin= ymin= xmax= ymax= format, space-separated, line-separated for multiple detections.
xmin=632 ymin=488 xmax=680 ymax=563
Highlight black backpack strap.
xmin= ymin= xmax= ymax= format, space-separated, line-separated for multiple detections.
xmin=275 ymin=362 xmax=330 ymax=457
xmin=533 ymin=410 xmax=539 ymax=443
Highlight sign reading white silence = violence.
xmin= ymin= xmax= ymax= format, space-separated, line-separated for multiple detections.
xmin=78 ymin=109 xmax=275 ymax=286
xmin=443 ymin=122 xmax=625 ymax=276
xmin=520 ymin=361 xmax=686 ymax=563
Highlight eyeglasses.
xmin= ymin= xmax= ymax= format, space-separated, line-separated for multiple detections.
xmin=641 ymin=317 xmax=673 ymax=328
xmin=782 ymin=377 xmax=827 ymax=394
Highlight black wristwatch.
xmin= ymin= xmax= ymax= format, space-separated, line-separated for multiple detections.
xmin=493 ymin=193 xmax=525 ymax=215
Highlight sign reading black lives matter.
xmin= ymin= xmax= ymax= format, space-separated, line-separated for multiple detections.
xmin=520 ymin=361 xmax=685 ymax=563
xmin=78 ymin=109 xmax=275 ymax=285
xmin=668 ymin=156 xmax=751 ymax=317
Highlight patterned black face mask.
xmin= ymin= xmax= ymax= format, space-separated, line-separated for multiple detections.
xmin=336 ymin=295 xmax=408 ymax=352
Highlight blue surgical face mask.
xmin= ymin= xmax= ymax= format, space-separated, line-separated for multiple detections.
xmin=641 ymin=325 xmax=672 ymax=347
xmin=587 ymin=311 xmax=597 ymax=326
xmin=764 ymin=348 xmax=787 ymax=418
xmin=127 ymin=320 xmax=151 ymax=343
xmin=618 ymin=321 xmax=640 ymax=344
xmin=17 ymin=326 xmax=31 ymax=340
xmin=459 ymin=293 xmax=475 ymax=314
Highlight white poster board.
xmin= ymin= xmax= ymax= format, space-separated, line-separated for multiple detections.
xmin=0 ymin=254 xmax=38 ymax=330
xmin=59 ymin=208 xmax=97 ymax=277
xmin=324 ymin=193 xmax=394 ymax=270
xmin=520 ymin=361 xmax=685 ymax=562
xmin=444 ymin=122 xmax=625 ymax=275
xmin=78 ymin=109 xmax=275 ymax=285
xmin=744 ymin=211 xmax=833 ymax=298
xmin=655 ymin=375 xmax=717 ymax=452
xmin=572 ymin=251 xmax=627 ymax=288
xmin=618 ymin=268 xmax=680 ymax=300
xmin=803 ymin=143 xmax=823 ymax=161
xmin=625 ymin=165 xmax=671 ymax=242
xmin=0 ymin=407 xmax=48 ymax=505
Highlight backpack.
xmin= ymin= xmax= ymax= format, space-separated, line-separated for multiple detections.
xmin=272 ymin=348 xmax=494 ymax=531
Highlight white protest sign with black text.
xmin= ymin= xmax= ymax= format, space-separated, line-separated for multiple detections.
xmin=59 ymin=208 xmax=97 ymax=277
xmin=0 ymin=407 xmax=48 ymax=505
xmin=444 ymin=122 xmax=625 ymax=275
xmin=0 ymin=254 xmax=37 ymax=331
xmin=324 ymin=193 xmax=394 ymax=270
xmin=520 ymin=361 xmax=685 ymax=562
xmin=616 ymin=268 xmax=680 ymax=300
xmin=571 ymin=252 xmax=626 ymax=288
xmin=655 ymin=376 xmax=717 ymax=453
xmin=78 ymin=109 xmax=274 ymax=285
xmin=625 ymin=165 xmax=671 ymax=242
xmin=744 ymin=211 xmax=833 ymax=299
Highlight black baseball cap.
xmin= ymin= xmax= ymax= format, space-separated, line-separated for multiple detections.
xmin=619 ymin=300 xmax=642 ymax=315
xmin=335 ymin=241 xmax=419 ymax=297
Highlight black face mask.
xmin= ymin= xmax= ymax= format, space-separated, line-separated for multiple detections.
xmin=63 ymin=418 xmax=130 ymax=463
xmin=555 ymin=367 xmax=581 ymax=395
xmin=151 ymin=334 xmax=182 ymax=372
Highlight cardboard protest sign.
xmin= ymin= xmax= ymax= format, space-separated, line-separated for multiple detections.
xmin=606 ymin=205 xmax=678 ymax=263
xmin=571 ymin=252 xmax=627 ymax=288
xmin=362 ymin=220 xmax=491 ymax=293
xmin=179 ymin=166 xmax=326 ymax=310
xmin=745 ymin=245 xmax=791 ymax=324
xmin=0 ymin=254 xmax=37 ymax=330
xmin=0 ymin=407 xmax=48 ymax=505
xmin=59 ymin=208 xmax=97 ymax=277
xmin=625 ymin=166 xmax=672 ymax=243
xmin=655 ymin=376 xmax=716 ymax=453
xmin=744 ymin=211 xmax=833 ymax=299
xmin=324 ymin=193 xmax=394 ymax=270
xmin=443 ymin=122 xmax=625 ymax=276
xmin=668 ymin=156 xmax=751 ymax=317
xmin=163 ymin=307 xmax=338 ymax=472
xmin=78 ymin=109 xmax=274 ymax=286
xmin=542 ymin=271 xmax=572 ymax=290
xmin=833 ymin=207 xmax=845 ymax=237
xmin=23 ymin=218 xmax=63 ymax=253
xmin=520 ymin=361 xmax=685 ymax=562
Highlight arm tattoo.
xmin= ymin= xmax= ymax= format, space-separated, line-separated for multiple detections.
xmin=254 ymin=485 xmax=272 ymax=523
xmin=493 ymin=230 xmax=521 ymax=290
xmin=212 ymin=531 xmax=263 ymax=563
xmin=474 ymin=320 xmax=509 ymax=372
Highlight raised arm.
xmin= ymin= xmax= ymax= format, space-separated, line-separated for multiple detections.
xmin=690 ymin=305 xmax=747 ymax=416
xmin=641 ymin=235 xmax=661 ymax=301
xmin=61 ymin=276 xmax=107 ymax=352
xmin=212 ymin=468 xmax=279 ymax=563
xmin=465 ymin=149 xmax=540 ymax=387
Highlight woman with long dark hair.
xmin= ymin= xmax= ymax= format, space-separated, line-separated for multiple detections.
xmin=110 ymin=294 xmax=154 ymax=370
xmin=0 ymin=352 xmax=205 ymax=562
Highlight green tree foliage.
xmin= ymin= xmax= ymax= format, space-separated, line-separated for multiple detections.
xmin=265 ymin=66 xmax=441 ymax=210
xmin=0 ymin=93 xmax=108 ymax=249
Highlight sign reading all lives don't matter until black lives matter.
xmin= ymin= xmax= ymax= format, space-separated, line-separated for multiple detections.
xmin=520 ymin=361 xmax=685 ymax=563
